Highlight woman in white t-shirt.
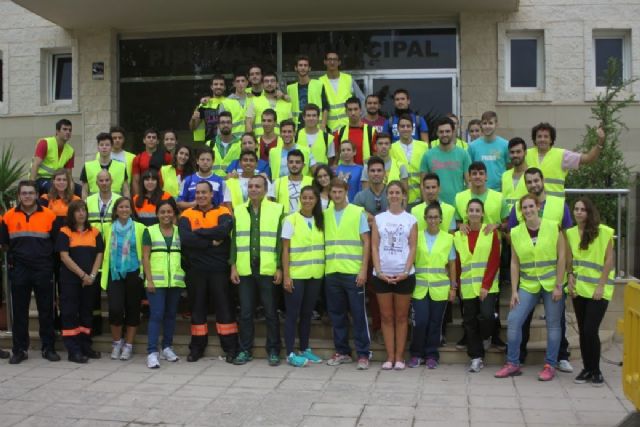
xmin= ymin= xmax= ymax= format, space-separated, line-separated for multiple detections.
xmin=371 ymin=180 xmax=417 ymax=370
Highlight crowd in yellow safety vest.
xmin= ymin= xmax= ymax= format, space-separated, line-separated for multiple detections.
xmin=0 ymin=50 xmax=614 ymax=387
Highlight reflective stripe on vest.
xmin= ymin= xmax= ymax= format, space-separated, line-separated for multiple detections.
xmin=455 ymin=189 xmax=504 ymax=225
xmin=161 ymin=165 xmax=180 ymax=198
xmin=296 ymin=129 xmax=330 ymax=165
xmin=287 ymin=212 xmax=324 ymax=279
xmin=38 ymin=137 xmax=74 ymax=178
xmin=147 ymin=224 xmax=185 ymax=288
xmin=206 ymin=139 xmax=242 ymax=177
xmin=566 ymin=224 xmax=615 ymax=301
xmin=510 ymin=218 xmax=560 ymax=294
xmin=336 ymin=124 xmax=373 ymax=165
xmin=269 ymin=145 xmax=311 ymax=180
xmin=86 ymin=193 xmax=119 ymax=235
xmin=193 ymin=97 xmax=246 ymax=142
xmin=324 ymin=204 xmax=364 ymax=274
xmin=389 ymin=140 xmax=429 ymax=203
xmin=453 ymin=227 xmax=499 ymax=299
xmin=525 ymin=147 xmax=568 ymax=197
xmin=411 ymin=201 xmax=455 ymax=233
xmin=234 ymin=199 xmax=283 ymax=276
xmin=287 ymin=80 xmax=324 ymax=120
xmin=515 ymin=195 xmax=565 ymax=223
xmin=413 ymin=231 xmax=454 ymax=301
xmin=100 ymin=221 xmax=144 ymax=290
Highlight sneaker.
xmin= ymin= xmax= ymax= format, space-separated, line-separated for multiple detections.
xmin=538 ymin=364 xmax=556 ymax=381
xmin=557 ymin=359 xmax=574 ymax=373
xmin=147 ymin=352 xmax=160 ymax=369
xmin=440 ymin=337 xmax=447 ymax=347
xmin=41 ymin=349 xmax=61 ymax=362
xmin=161 ymin=347 xmax=179 ymax=362
xmin=381 ymin=361 xmax=393 ymax=370
xmin=491 ymin=336 xmax=507 ymax=351
xmin=110 ymin=339 xmax=124 ymax=360
xmin=301 ymin=348 xmax=322 ymax=364
xmin=326 ymin=353 xmax=352 ymax=366
xmin=407 ymin=356 xmax=423 ymax=368
xmin=68 ymin=352 xmax=88 ymax=364
xmin=120 ymin=344 xmax=133 ymax=361
xmin=591 ymin=371 xmax=604 ymax=387
xmin=225 ymin=353 xmax=235 ymax=364
xmin=187 ymin=351 xmax=202 ymax=362
xmin=574 ymin=369 xmax=593 ymax=384
xmin=495 ymin=363 xmax=522 ymax=378
xmin=394 ymin=361 xmax=406 ymax=370
xmin=287 ymin=352 xmax=308 ymax=368
xmin=9 ymin=351 xmax=28 ymax=365
xmin=455 ymin=337 xmax=467 ymax=351
xmin=233 ymin=351 xmax=253 ymax=365
xmin=483 ymin=339 xmax=491 ymax=351
xmin=356 ymin=356 xmax=369 ymax=370
xmin=268 ymin=353 xmax=280 ymax=367
xmin=469 ymin=358 xmax=484 ymax=373
xmin=426 ymin=358 xmax=438 ymax=369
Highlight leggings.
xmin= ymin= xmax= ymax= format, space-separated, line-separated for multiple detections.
xmin=284 ymin=278 xmax=322 ymax=355
xmin=107 ymin=271 xmax=143 ymax=327
xmin=573 ymin=295 xmax=608 ymax=373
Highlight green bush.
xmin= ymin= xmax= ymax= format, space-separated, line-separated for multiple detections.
xmin=0 ymin=145 xmax=27 ymax=213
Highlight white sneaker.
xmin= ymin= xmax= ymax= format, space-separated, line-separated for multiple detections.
xmin=469 ymin=358 xmax=484 ymax=373
xmin=147 ymin=352 xmax=160 ymax=369
xmin=557 ymin=359 xmax=574 ymax=373
xmin=120 ymin=344 xmax=133 ymax=361
xmin=161 ymin=347 xmax=179 ymax=362
xmin=110 ymin=339 xmax=124 ymax=360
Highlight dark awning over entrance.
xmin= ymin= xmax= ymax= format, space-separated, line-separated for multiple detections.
xmin=13 ymin=0 xmax=518 ymax=32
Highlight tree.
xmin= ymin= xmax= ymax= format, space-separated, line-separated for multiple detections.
xmin=0 ymin=145 xmax=26 ymax=213
xmin=565 ymin=59 xmax=635 ymax=231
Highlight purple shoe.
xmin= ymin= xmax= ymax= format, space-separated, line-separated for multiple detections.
xmin=426 ymin=358 xmax=438 ymax=369
xmin=407 ymin=356 xmax=423 ymax=368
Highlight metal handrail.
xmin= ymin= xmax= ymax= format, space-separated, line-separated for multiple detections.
xmin=565 ymin=188 xmax=631 ymax=279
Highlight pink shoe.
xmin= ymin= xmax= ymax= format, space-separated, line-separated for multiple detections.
xmin=495 ymin=363 xmax=522 ymax=378
xmin=538 ymin=364 xmax=556 ymax=381
xmin=381 ymin=361 xmax=393 ymax=370
xmin=394 ymin=361 xmax=406 ymax=370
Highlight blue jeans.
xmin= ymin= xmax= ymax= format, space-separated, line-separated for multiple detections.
xmin=325 ymin=273 xmax=370 ymax=357
xmin=410 ymin=295 xmax=447 ymax=360
xmin=146 ymin=287 xmax=181 ymax=354
xmin=506 ymin=288 xmax=565 ymax=366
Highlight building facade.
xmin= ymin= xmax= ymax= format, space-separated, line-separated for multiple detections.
xmin=0 ymin=0 xmax=638 ymax=269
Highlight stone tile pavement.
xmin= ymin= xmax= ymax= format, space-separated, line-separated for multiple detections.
xmin=0 ymin=342 xmax=634 ymax=427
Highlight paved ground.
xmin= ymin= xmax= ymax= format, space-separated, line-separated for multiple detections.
xmin=0 ymin=341 xmax=634 ymax=427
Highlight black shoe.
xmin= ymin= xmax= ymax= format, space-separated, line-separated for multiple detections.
xmin=84 ymin=349 xmax=102 ymax=359
xmin=187 ymin=352 xmax=202 ymax=362
xmin=9 ymin=351 xmax=28 ymax=365
xmin=491 ymin=336 xmax=507 ymax=351
xmin=225 ymin=353 xmax=235 ymax=364
xmin=68 ymin=352 xmax=88 ymax=364
xmin=574 ymin=369 xmax=593 ymax=384
xmin=42 ymin=349 xmax=61 ymax=362
xmin=455 ymin=336 xmax=467 ymax=350
xmin=0 ymin=349 xmax=10 ymax=359
xmin=591 ymin=371 xmax=604 ymax=387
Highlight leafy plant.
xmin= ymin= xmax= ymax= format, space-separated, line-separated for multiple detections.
xmin=565 ymin=58 xmax=636 ymax=232
xmin=0 ymin=145 xmax=27 ymax=213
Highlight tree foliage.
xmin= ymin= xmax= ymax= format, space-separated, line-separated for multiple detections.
xmin=0 ymin=145 xmax=26 ymax=213
xmin=565 ymin=59 xmax=635 ymax=233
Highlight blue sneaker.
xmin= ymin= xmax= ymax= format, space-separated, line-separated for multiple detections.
xmin=287 ymin=352 xmax=309 ymax=368
xmin=301 ymin=348 xmax=322 ymax=364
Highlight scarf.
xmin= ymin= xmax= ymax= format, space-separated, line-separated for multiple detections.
xmin=110 ymin=218 xmax=139 ymax=281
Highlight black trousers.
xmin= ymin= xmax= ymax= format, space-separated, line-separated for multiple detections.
xmin=60 ymin=280 xmax=95 ymax=354
xmin=10 ymin=264 xmax=55 ymax=353
xmin=238 ymin=272 xmax=280 ymax=354
xmin=186 ymin=269 xmax=238 ymax=355
xmin=573 ymin=295 xmax=608 ymax=373
xmin=107 ymin=271 xmax=143 ymax=327
xmin=462 ymin=293 xmax=497 ymax=359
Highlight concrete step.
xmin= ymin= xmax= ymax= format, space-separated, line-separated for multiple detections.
xmin=31 ymin=310 xmax=558 ymax=342
xmin=0 ymin=329 xmax=615 ymax=366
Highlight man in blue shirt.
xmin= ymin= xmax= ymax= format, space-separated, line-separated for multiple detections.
xmin=382 ymin=89 xmax=429 ymax=142
xmin=467 ymin=111 xmax=509 ymax=191
xmin=178 ymin=148 xmax=225 ymax=209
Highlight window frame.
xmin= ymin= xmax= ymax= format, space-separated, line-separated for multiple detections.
xmin=51 ymin=52 xmax=72 ymax=102
xmin=592 ymin=30 xmax=631 ymax=88
xmin=504 ymin=31 xmax=545 ymax=92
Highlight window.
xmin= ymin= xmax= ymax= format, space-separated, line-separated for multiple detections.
xmin=506 ymin=32 xmax=544 ymax=90
xmin=52 ymin=53 xmax=72 ymax=101
xmin=593 ymin=31 xmax=630 ymax=87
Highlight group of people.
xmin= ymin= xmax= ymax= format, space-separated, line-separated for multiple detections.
xmin=0 ymin=50 xmax=615 ymax=387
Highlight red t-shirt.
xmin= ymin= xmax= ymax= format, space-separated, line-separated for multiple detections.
xmin=34 ymin=139 xmax=75 ymax=169
xmin=132 ymin=151 xmax=172 ymax=175
xmin=333 ymin=125 xmax=377 ymax=165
